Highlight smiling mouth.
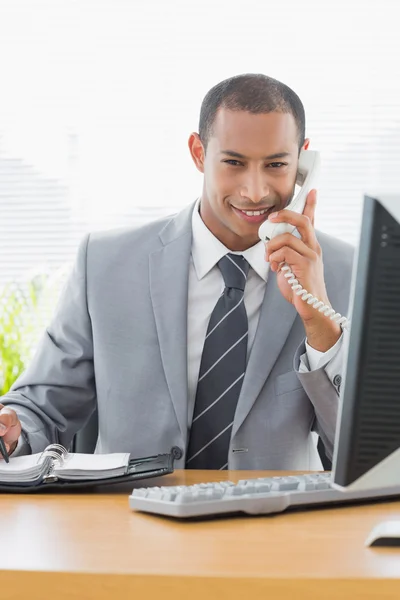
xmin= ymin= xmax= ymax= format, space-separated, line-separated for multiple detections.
xmin=235 ymin=207 xmax=272 ymax=217
xmin=232 ymin=206 xmax=276 ymax=217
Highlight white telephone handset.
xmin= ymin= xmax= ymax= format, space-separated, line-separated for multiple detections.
xmin=258 ymin=149 xmax=321 ymax=242
xmin=258 ymin=149 xmax=349 ymax=329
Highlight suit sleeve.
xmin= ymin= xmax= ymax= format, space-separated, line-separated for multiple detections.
xmin=293 ymin=327 xmax=349 ymax=460
xmin=0 ymin=234 xmax=96 ymax=454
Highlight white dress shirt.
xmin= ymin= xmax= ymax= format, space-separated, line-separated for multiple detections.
xmin=187 ymin=201 xmax=343 ymax=430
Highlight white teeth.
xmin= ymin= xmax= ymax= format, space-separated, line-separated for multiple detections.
xmin=241 ymin=208 xmax=270 ymax=216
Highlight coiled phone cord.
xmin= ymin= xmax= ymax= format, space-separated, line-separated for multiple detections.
xmin=280 ymin=263 xmax=350 ymax=329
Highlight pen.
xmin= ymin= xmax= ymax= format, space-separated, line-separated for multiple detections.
xmin=0 ymin=436 xmax=10 ymax=463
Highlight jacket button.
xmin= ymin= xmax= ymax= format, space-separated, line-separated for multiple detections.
xmin=171 ymin=446 xmax=183 ymax=460
xmin=333 ymin=374 xmax=342 ymax=387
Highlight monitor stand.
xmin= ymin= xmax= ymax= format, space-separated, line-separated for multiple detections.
xmin=333 ymin=446 xmax=400 ymax=492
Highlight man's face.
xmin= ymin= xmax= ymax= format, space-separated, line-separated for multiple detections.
xmin=189 ymin=108 xmax=304 ymax=251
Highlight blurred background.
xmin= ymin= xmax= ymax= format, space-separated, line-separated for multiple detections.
xmin=0 ymin=0 xmax=399 ymax=390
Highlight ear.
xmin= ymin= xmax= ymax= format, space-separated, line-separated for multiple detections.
xmin=302 ymin=138 xmax=310 ymax=150
xmin=188 ymin=133 xmax=205 ymax=174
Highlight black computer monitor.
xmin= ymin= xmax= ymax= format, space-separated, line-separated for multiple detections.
xmin=332 ymin=194 xmax=400 ymax=491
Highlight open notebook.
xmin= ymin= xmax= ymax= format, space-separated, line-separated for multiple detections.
xmin=0 ymin=444 xmax=175 ymax=491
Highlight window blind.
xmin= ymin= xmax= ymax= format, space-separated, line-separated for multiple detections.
xmin=0 ymin=0 xmax=399 ymax=285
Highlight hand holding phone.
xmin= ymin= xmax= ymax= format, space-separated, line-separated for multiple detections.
xmin=258 ymin=149 xmax=349 ymax=329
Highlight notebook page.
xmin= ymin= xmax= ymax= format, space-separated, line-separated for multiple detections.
xmin=0 ymin=453 xmax=49 ymax=482
xmin=0 ymin=453 xmax=40 ymax=473
xmin=54 ymin=452 xmax=130 ymax=480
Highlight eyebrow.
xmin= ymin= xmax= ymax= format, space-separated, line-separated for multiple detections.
xmin=220 ymin=150 xmax=291 ymax=160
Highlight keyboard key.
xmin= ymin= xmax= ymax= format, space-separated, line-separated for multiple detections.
xmin=254 ymin=482 xmax=272 ymax=493
xmin=232 ymin=486 xmax=247 ymax=496
xmin=273 ymin=477 xmax=300 ymax=491
xmin=132 ymin=488 xmax=148 ymax=498
xmin=147 ymin=489 xmax=163 ymax=500
xmin=177 ymin=491 xmax=196 ymax=503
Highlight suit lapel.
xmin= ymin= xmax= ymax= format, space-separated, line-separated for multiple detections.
xmin=232 ymin=272 xmax=298 ymax=438
xmin=149 ymin=204 xmax=194 ymax=441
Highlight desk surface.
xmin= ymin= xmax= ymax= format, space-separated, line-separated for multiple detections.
xmin=1 ymin=469 xmax=400 ymax=599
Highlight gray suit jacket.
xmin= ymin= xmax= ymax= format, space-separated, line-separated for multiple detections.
xmin=2 ymin=202 xmax=354 ymax=470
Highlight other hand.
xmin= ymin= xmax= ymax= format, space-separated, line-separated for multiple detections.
xmin=0 ymin=404 xmax=21 ymax=458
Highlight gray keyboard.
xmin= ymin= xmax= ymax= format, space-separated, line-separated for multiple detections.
xmin=129 ymin=473 xmax=400 ymax=518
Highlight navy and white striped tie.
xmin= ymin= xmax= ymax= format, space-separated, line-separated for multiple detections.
xmin=186 ymin=253 xmax=250 ymax=470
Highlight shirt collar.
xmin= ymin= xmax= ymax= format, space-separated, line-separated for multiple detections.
xmin=191 ymin=199 xmax=269 ymax=282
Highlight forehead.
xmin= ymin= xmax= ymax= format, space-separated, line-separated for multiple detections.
xmin=209 ymin=108 xmax=299 ymax=156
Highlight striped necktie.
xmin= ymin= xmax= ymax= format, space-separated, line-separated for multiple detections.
xmin=186 ymin=253 xmax=250 ymax=470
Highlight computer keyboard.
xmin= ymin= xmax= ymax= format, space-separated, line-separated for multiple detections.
xmin=129 ymin=473 xmax=400 ymax=518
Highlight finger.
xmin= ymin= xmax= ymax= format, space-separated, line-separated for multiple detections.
xmin=269 ymin=246 xmax=311 ymax=271
xmin=269 ymin=199 xmax=318 ymax=248
xmin=270 ymin=260 xmax=281 ymax=272
xmin=268 ymin=211 xmax=317 ymax=248
xmin=266 ymin=233 xmax=316 ymax=262
xmin=0 ymin=407 xmax=20 ymax=434
xmin=302 ymin=189 xmax=317 ymax=227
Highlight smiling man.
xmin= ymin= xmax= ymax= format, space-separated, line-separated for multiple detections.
xmin=0 ymin=74 xmax=354 ymax=471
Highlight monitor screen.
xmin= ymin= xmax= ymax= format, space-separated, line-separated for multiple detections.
xmin=333 ymin=194 xmax=400 ymax=489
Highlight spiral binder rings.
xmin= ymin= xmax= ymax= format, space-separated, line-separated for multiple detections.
xmin=0 ymin=443 xmax=175 ymax=492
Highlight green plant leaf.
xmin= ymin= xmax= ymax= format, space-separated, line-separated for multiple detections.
xmin=0 ymin=267 xmax=68 ymax=396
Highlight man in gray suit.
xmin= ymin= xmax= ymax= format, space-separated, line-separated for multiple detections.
xmin=0 ymin=73 xmax=353 ymax=470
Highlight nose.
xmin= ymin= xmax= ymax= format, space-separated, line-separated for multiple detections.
xmin=240 ymin=169 xmax=269 ymax=204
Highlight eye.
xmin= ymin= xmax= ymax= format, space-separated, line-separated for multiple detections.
xmin=223 ymin=159 xmax=243 ymax=166
xmin=267 ymin=162 xmax=287 ymax=168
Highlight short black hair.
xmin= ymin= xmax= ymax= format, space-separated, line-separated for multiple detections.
xmin=199 ymin=73 xmax=305 ymax=152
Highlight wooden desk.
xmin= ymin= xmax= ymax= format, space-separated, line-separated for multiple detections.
xmin=1 ymin=470 xmax=400 ymax=599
